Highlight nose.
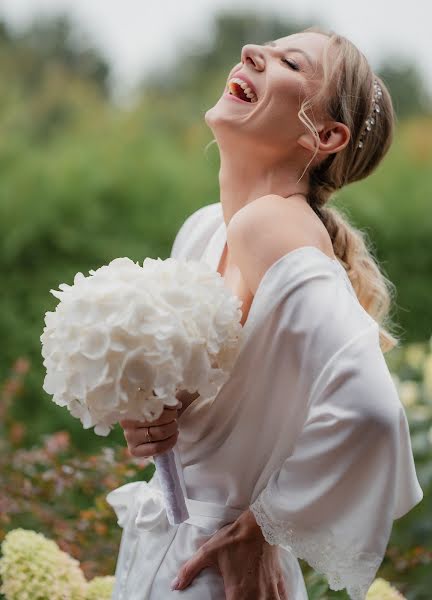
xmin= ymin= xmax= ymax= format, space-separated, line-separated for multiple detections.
xmin=240 ymin=44 xmax=265 ymax=71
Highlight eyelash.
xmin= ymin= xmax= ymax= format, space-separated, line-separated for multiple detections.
xmin=282 ymin=58 xmax=300 ymax=71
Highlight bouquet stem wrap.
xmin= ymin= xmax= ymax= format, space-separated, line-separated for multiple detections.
xmin=154 ymin=447 xmax=189 ymax=525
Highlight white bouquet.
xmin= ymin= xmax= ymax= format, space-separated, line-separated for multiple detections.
xmin=40 ymin=257 xmax=243 ymax=524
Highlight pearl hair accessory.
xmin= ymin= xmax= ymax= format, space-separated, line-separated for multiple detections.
xmin=358 ymin=79 xmax=383 ymax=149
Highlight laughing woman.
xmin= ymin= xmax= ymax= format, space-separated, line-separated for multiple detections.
xmin=107 ymin=26 xmax=423 ymax=600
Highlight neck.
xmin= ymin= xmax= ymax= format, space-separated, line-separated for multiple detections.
xmin=217 ymin=144 xmax=310 ymax=227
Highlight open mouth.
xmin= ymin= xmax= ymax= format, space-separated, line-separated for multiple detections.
xmin=226 ymin=78 xmax=258 ymax=103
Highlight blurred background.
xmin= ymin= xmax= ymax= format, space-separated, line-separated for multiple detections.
xmin=0 ymin=1 xmax=431 ymax=598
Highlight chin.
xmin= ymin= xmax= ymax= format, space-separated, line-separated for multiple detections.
xmin=204 ymin=106 xmax=214 ymax=127
xmin=204 ymin=102 xmax=225 ymax=128
xmin=204 ymin=100 xmax=242 ymax=131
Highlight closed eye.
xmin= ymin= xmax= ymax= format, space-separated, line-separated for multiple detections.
xmin=282 ymin=58 xmax=300 ymax=71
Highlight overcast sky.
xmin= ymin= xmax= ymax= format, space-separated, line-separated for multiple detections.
xmin=1 ymin=0 xmax=431 ymax=97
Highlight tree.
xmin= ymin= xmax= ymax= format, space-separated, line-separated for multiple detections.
xmin=0 ymin=16 xmax=111 ymax=141
xmin=0 ymin=15 xmax=110 ymax=97
xmin=377 ymin=59 xmax=431 ymax=119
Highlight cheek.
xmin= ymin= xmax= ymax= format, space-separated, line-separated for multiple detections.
xmin=254 ymin=88 xmax=305 ymax=143
xmin=265 ymin=92 xmax=301 ymax=129
xmin=268 ymin=78 xmax=303 ymax=113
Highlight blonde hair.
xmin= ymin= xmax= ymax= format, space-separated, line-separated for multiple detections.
xmin=296 ymin=26 xmax=399 ymax=353
xmin=205 ymin=26 xmax=400 ymax=353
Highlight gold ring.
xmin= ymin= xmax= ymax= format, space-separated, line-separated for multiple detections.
xmin=145 ymin=426 xmax=152 ymax=443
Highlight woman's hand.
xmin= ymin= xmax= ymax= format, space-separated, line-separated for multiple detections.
xmin=119 ymin=400 xmax=182 ymax=458
xmin=171 ymin=508 xmax=289 ymax=599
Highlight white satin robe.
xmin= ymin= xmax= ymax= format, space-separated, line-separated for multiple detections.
xmin=106 ymin=202 xmax=423 ymax=600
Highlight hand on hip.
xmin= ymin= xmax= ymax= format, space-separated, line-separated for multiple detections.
xmin=171 ymin=508 xmax=289 ymax=599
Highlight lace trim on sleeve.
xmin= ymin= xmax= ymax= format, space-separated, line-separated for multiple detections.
xmin=250 ymin=493 xmax=383 ymax=600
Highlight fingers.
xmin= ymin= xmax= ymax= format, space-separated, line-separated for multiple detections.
xmin=130 ymin=430 xmax=179 ymax=458
xmin=120 ymin=401 xmax=183 ymax=458
xmin=124 ymin=419 xmax=179 ymax=458
xmin=126 ymin=419 xmax=178 ymax=446
xmin=277 ymin=577 xmax=289 ymax=600
xmin=171 ymin=548 xmax=214 ymax=591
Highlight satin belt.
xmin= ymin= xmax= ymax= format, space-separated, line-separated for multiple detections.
xmin=106 ymin=476 xmax=245 ymax=533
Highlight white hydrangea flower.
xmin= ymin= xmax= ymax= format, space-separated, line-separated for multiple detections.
xmin=41 ymin=257 xmax=243 ymax=435
xmin=397 ymin=380 xmax=420 ymax=408
xmin=85 ymin=576 xmax=115 ymax=600
xmin=366 ymin=577 xmax=406 ymax=599
xmin=404 ymin=342 xmax=426 ymax=371
xmin=0 ymin=528 xmax=87 ymax=600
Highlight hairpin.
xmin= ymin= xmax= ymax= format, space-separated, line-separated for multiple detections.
xmin=358 ymin=79 xmax=383 ymax=148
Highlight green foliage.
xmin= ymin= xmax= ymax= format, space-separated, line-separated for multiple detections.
xmin=378 ymin=60 xmax=431 ymax=119
xmin=0 ymin=11 xmax=431 ymax=451
xmin=0 ymin=14 xmax=110 ymax=97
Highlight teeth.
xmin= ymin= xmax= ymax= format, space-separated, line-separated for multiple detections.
xmin=227 ymin=77 xmax=258 ymax=103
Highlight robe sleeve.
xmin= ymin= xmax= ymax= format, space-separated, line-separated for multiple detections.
xmin=249 ymin=320 xmax=423 ymax=600
xmin=170 ymin=209 xmax=200 ymax=259
xmin=170 ymin=203 xmax=220 ymax=260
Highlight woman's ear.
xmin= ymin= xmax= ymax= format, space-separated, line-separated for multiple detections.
xmin=297 ymin=121 xmax=351 ymax=156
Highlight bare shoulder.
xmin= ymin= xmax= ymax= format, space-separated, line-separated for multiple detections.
xmin=226 ymin=194 xmax=334 ymax=295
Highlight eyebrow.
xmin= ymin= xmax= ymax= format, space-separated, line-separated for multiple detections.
xmin=263 ymin=41 xmax=316 ymax=69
